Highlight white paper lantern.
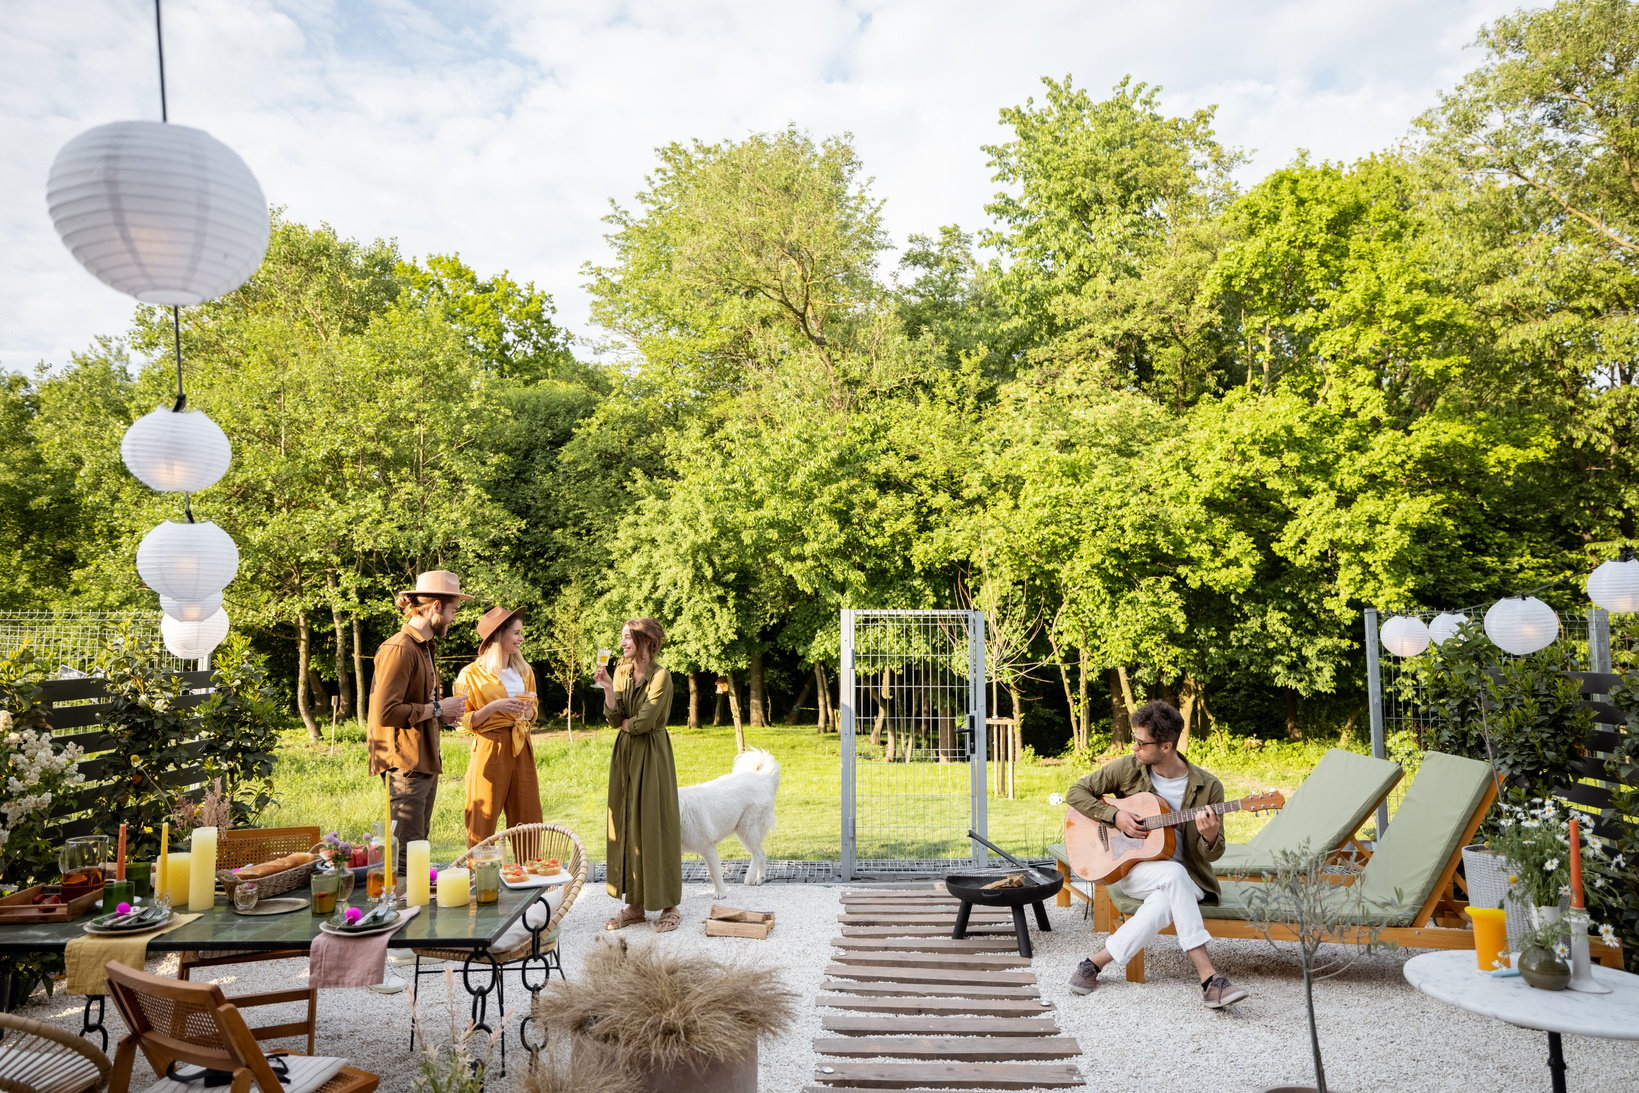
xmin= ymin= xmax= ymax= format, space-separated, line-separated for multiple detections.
xmin=1429 ymin=611 xmax=1469 ymax=645
xmin=160 ymin=591 xmax=223 ymax=623
xmin=1483 ymin=596 xmax=1560 ymax=655
xmin=1587 ymin=558 xmax=1639 ymax=613
xmin=121 ymin=406 xmax=231 ymax=492
xmin=47 ymin=120 xmax=269 ymax=305
xmin=1380 ymin=615 xmax=1431 ymax=657
xmin=136 ymin=520 xmax=238 ymax=601
xmin=161 ymin=608 xmax=229 ymax=660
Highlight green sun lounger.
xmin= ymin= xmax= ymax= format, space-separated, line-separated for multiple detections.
xmin=1214 ymin=747 xmax=1404 ymax=877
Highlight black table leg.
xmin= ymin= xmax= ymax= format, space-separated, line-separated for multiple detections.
xmin=1546 ymin=1031 xmax=1567 ymax=1093
xmin=461 ymin=950 xmax=505 ymax=1075
xmin=80 ymin=995 xmax=107 ymax=1052
xmin=1010 ymin=905 xmax=1033 ymax=958
xmin=951 ymin=900 xmax=974 ymax=940
xmin=1032 ymin=899 xmax=1051 ymax=932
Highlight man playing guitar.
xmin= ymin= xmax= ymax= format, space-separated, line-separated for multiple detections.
xmin=1064 ymin=699 xmax=1249 ymax=1009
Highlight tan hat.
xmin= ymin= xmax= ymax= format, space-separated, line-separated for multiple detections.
xmin=476 ymin=606 xmax=524 ymax=645
xmin=396 ymin=570 xmax=474 ymax=602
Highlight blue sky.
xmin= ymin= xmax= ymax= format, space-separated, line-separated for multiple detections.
xmin=2 ymin=0 xmax=1525 ymax=372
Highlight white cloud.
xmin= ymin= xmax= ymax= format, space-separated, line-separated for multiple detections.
xmin=1 ymin=0 xmax=1521 ymax=372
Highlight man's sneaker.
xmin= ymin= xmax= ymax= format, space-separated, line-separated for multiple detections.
xmin=1067 ymin=958 xmax=1101 ymax=995
xmin=1202 ymin=974 xmax=1247 ymax=1008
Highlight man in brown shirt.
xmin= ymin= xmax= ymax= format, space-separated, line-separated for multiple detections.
xmin=367 ymin=570 xmax=472 ymax=876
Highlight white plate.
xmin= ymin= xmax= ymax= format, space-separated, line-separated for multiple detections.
xmin=501 ymin=870 xmax=570 ymax=890
xmin=83 ymin=911 xmax=174 ymax=935
xmin=318 ymin=917 xmax=401 ymax=938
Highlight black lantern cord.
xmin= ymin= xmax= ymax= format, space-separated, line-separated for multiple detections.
xmin=154 ymin=0 xmax=169 ymax=123
xmin=170 ymin=306 xmax=186 ymax=412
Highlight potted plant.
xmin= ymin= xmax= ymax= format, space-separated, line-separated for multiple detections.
xmin=523 ymin=936 xmax=795 ymax=1093
xmin=1242 ymin=843 xmax=1393 ymax=1093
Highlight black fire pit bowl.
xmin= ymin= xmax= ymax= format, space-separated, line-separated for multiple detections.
xmin=944 ymin=872 xmax=1059 ymax=957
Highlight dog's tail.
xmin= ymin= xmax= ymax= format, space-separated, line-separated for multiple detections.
xmin=732 ymin=747 xmax=781 ymax=784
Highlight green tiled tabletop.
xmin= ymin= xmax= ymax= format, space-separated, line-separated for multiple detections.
xmin=0 ymin=884 xmax=538 ymax=954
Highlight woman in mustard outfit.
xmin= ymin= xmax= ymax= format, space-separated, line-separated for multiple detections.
xmin=453 ymin=607 xmax=543 ymax=846
xmin=593 ymin=616 xmax=681 ymax=932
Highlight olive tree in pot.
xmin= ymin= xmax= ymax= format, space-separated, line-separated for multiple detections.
xmin=1243 ymin=843 xmax=1395 ymax=1093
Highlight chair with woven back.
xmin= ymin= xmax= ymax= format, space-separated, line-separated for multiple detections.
xmin=0 ymin=1011 xmax=113 ymax=1093
xmin=408 ymin=822 xmax=588 ymax=1049
xmin=176 ymin=826 xmax=320 ymax=1052
xmin=102 ymin=961 xmax=377 ymax=1093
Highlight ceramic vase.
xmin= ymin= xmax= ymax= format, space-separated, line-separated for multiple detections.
xmin=1519 ymin=943 xmax=1571 ymax=990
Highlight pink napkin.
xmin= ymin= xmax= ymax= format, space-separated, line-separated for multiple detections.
xmin=309 ymin=906 xmax=420 ymax=988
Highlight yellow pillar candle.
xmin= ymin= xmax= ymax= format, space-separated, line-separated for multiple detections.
xmin=406 ymin=840 xmax=431 ymax=907
xmin=383 ymin=782 xmax=394 ymax=891
xmin=435 ymin=867 xmax=469 ymax=908
xmin=188 ymin=827 xmax=218 ymax=912
xmin=163 ymin=851 xmax=191 ymax=902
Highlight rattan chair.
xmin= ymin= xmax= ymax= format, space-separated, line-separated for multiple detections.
xmin=0 ymin=1011 xmax=112 ymax=1093
xmin=102 ymin=962 xmax=376 ymax=1093
xmin=408 ymin=823 xmax=588 ymax=1051
xmin=176 ymin=826 xmax=320 ymax=1052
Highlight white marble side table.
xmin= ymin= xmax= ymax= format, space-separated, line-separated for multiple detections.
xmin=1404 ymin=950 xmax=1639 ymax=1093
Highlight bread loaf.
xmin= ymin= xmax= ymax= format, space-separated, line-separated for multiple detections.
xmin=235 ymin=852 xmax=317 ymax=879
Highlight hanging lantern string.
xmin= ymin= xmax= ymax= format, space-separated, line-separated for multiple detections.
xmin=1396 ymin=573 xmax=1592 ymax=619
xmin=170 ymin=306 xmax=186 ymax=412
xmin=184 ymin=492 xmax=195 ymax=524
xmin=154 ymin=0 xmax=169 ymax=123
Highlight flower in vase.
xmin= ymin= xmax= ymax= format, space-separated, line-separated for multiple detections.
xmin=1553 ymin=942 xmax=1569 ymax=960
xmin=1599 ymin=923 xmax=1618 ymax=946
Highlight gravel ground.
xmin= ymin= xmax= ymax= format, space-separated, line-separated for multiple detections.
xmin=13 ymin=881 xmax=1639 ymax=1091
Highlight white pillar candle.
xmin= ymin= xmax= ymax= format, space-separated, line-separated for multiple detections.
xmin=406 ymin=841 xmax=431 ymax=907
xmin=435 ymin=867 xmax=470 ymax=908
xmin=162 ymin=851 xmax=191 ymax=902
xmin=188 ymin=827 xmax=218 ymax=912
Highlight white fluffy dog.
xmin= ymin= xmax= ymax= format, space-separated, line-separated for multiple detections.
xmin=678 ymin=748 xmax=780 ymax=897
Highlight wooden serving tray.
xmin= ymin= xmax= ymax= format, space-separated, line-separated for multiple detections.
xmin=0 ymin=884 xmax=104 ymax=922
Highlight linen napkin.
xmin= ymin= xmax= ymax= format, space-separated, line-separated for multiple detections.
xmin=309 ymin=906 xmax=420 ymax=988
xmin=64 ymin=912 xmax=202 ymax=994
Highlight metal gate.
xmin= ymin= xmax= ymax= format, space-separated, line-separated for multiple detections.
xmin=840 ymin=609 xmax=987 ymax=880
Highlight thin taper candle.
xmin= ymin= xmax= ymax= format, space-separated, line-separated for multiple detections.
xmin=1569 ymin=816 xmax=1584 ymax=910
xmin=158 ymin=822 xmax=169 ymax=900
xmin=383 ymin=778 xmax=394 ymax=890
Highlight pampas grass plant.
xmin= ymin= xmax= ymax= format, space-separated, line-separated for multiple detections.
xmin=526 ymin=935 xmax=796 ymax=1077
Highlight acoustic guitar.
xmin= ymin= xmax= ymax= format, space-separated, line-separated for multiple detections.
xmin=1063 ymin=790 xmax=1285 ymax=885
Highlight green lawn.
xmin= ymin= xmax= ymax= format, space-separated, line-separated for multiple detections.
xmin=261 ymin=721 xmax=1347 ymax=866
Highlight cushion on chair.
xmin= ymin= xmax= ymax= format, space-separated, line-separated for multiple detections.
xmin=140 ymin=1054 xmax=346 ymax=1093
xmin=493 ymin=886 xmax=564 ymax=953
xmin=0 ymin=1048 xmax=103 ymax=1093
xmin=1353 ymin=750 xmax=1492 ymax=911
xmin=1214 ymin=748 xmax=1403 ymax=874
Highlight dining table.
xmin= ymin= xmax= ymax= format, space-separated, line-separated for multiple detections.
xmin=0 ymin=882 xmax=552 ymax=1060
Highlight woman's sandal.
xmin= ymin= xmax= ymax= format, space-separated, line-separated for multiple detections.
xmin=604 ymin=906 xmax=646 ymax=931
xmin=654 ymin=908 xmax=682 ymax=933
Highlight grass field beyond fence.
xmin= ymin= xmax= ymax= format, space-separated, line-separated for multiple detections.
xmin=262 ymin=721 xmax=1346 ymax=867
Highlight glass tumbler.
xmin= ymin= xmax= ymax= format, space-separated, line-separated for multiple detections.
xmin=472 ymin=846 xmax=503 ymax=905
xmin=233 ymin=881 xmax=261 ymax=913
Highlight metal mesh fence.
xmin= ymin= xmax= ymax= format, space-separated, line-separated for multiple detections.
xmin=1369 ymin=607 xmax=1620 ymax=831
xmin=0 ymin=610 xmax=193 ymax=674
xmin=840 ymin=610 xmax=987 ymax=877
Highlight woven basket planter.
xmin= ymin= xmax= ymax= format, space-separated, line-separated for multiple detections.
xmin=1461 ymin=845 xmax=1531 ymax=946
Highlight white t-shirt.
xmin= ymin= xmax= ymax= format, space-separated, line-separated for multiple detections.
xmin=499 ymin=667 xmax=525 ymax=698
xmin=1151 ymin=771 xmax=1189 ymax=864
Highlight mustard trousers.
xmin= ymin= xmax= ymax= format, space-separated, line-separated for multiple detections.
xmin=464 ymin=732 xmax=543 ymax=846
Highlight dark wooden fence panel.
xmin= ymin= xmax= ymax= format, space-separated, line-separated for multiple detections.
xmin=37 ymin=671 xmax=216 ymax=842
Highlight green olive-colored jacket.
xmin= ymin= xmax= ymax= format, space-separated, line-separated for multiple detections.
xmin=1065 ymin=752 xmax=1227 ymax=900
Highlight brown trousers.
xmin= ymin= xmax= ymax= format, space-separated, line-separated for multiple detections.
xmin=387 ymin=768 xmax=438 ymax=877
xmin=464 ymin=734 xmax=543 ymax=846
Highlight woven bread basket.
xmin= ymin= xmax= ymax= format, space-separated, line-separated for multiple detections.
xmin=216 ymin=854 xmax=322 ymax=899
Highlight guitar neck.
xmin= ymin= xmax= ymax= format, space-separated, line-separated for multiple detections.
xmin=1145 ymin=798 xmax=1244 ymax=830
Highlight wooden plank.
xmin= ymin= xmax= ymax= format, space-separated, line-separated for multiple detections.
xmin=831 ymin=951 xmax=1031 ymax=970
xmin=821 ymin=980 xmax=1040 ymax=1000
xmin=841 ymin=925 xmax=1014 ymax=938
xmin=816 ymin=994 xmax=1052 ymax=1017
xmin=841 ymin=889 xmax=949 ymax=899
xmin=839 ymin=906 xmax=1006 ymax=917
xmin=811 ymin=1061 xmax=1082 ymax=1089
xmin=805 ymin=1088 xmax=1030 ymax=1093
xmin=821 ymin=1016 xmax=1062 ymax=1038
xmin=833 ymin=937 xmax=1017 ymax=953
xmin=814 ymin=1036 xmax=1080 ymax=1061
xmin=840 ymin=914 xmax=1010 ymax=926
xmin=825 ymin=964 xmax=1036 ymax=988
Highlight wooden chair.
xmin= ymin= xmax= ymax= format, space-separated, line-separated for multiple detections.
xmin=1093 ymin=750 xmax=1623 ymax=981
xmin=102 ymin=962 xmax=376 ymax=1093
xmin=176 ymin=825 xmax=320 ymax=1052
xmin=0 ymin=1011 xmax=112 ymax=1093
xmin=408 ymin=823 xmax=589 ymax=1053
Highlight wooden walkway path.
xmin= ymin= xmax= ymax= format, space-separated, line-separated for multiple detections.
xmin=807 ymin=887 xmax=1084 ymax=1091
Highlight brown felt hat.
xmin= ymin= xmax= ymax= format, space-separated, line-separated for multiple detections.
xmin=396 ymin=570 xmax=474 ymax=602
xmin=476 ymin=606 xmax=525 ymax=646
